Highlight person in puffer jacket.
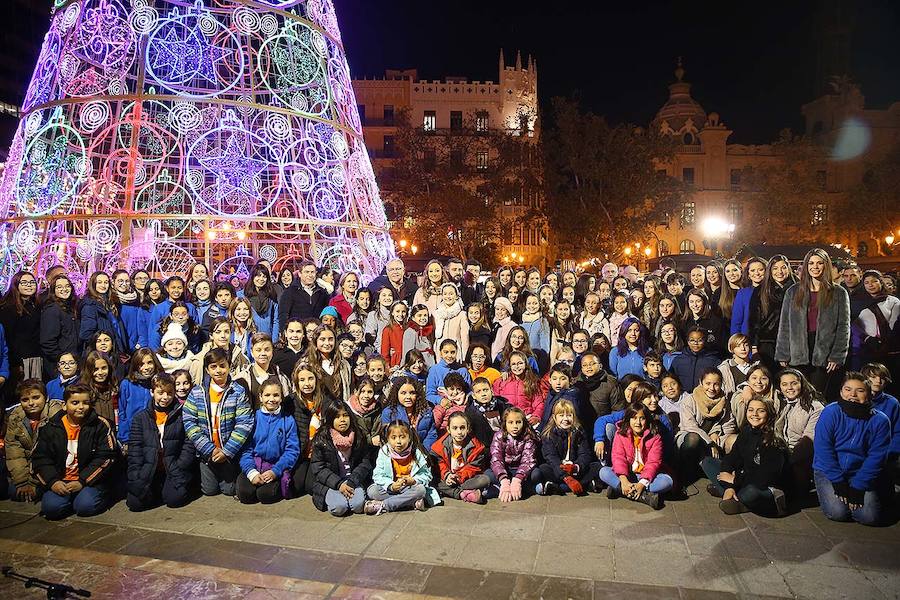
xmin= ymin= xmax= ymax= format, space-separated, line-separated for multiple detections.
xmin=485 ymin=406 xmax=537 ymax=502
xmin=813 ymin=372 xmax=891 ymax=526
xmin=531 ymin=399 xmax=596 ymax=496
xmin=670 ymin=327 xmax=722 ymax=392
xmin=126 ymin=373 xmax=195 ymax=511
xmin=4 ymin=380 xmax=62 ymax=502
xmin=183 ymin=348 xmax=254 ymax=497
xmin=237 ymin=378 xmax=299 ymax=504
xmin=600 ymin=403 xmax=672 ymax=510
xmin=431 ymin=412 xmax=490 ymax=504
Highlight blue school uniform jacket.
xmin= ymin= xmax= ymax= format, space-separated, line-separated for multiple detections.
xmin=238 ymin=407 xmax=300 ymax=476
xmin=872 ymin=391 xmax=900 ymax=456
xmin=118 ymin=378 xmax=153 ymax=445
xmin=425 ymin=360 xmax=471 ymax=405
xmin=730 ymin=287 xmax=754 ymax=336
xmin=79 ymin=297 xmax=128 ymax=352
xmin=609 ymin=349 xmax=645 ymax=380
xmin=46 ymin=375 xmax=78 ymax=403
xmin=380 ymin=404 xmax=438 ymax=450
xmin=813 ymin=402 xmax=891 ymax=492
xmin=120 ymin=303 xmax=149 ymax=351
xmin=148 ymin=299 xmax=197 ymax=351
xmin=538 ymin=387 xmax=583 ymax=431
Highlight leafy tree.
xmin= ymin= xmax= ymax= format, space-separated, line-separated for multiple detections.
xmin=378 ymin=108 xmax=543 ymax=265
xmin=839 ymin=141 xmax=900 ymax=254
xmin=542 ymin=97 xmax=685 ymax=260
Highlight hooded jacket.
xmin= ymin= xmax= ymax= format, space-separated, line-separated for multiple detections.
xmin=32 ymin=410 xmax=117 ymax=488
xmin=493 ymin=377 xmax=544 ymax=424
xmin=4 ymin=400 xmax=63 ymax=488
xmin=872 ymin=391 xmax=900 ymax=456
xmin=813 ymin=401 xmax=891 ymax=496
xmin=372 ymin=444 xmax=440 ymax=506
xmin=118 ymin=377 xmax=153 ymax=445
xmin=238 ymin=407 xmax=300 ymax=477
xmin=431 ymin=432 xmax=488 ymax=483
xmin=126 ymin=401 xmax=196 ymax=499
xmin=489 ymin=429 xmax=536 ymax=480
xmin=309 ymin=429 xmax=374 ymax=511
xmin=425 ymin=360 xmax=471 ymax=405
xmin=670 ymin=346 xmax=720 ymax=391
xmin=380 ymin=404 xmax=438 ymax=450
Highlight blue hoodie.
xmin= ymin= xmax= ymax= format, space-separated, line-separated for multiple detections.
xmin=120 ymin=303 xmax=149 ymax=351
xmin=118 ymin=378 xmax=153 ymax=444
xmin=238 ymin=407 xmax=300 ymax=477
xmin=609 ymin=348 xmax=645 ymax=380
xmin=46 ymin=374 xmax=78 ymax=403
xmin=425 ymin=360 xmax=471 ymax=405
xmin=670 ymin=347 xmax=720 ymax=391
xmin=872 ymin=391 xmax=900 ymax=457
xmin=813 ymin=401 xmax=891 ymax=492
xmin=380 ymin=404 xmax=438 ymax=450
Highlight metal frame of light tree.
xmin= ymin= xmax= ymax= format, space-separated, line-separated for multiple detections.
xmin=0 ymin=0 xmax=394 ymax=292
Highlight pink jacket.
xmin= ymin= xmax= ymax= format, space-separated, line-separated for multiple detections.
xmin=610 ymin=426 xmax=664 ymax=483
xmin=492 ymin=377 xmax=544 ymax=422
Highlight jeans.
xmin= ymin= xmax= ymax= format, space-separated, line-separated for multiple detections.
xmin=599 ymin=466 xmax=673 ymax=494
xmin=701 ymin=457 xmax=779 ymax=515
xmin=325 ymin=487 xmax=366 ymax=516
xmin=366 ymin=482 xmax=426 ymax=512
xmin=199 ymin=460 xmax=238 ymax=496
xmin=126 ymin=472 xmax=190 ymax=511
xmin=814 ymin=470 xmax=886 ymax=526
xmin=676 ymin=432 xmax=709 ymax=484
xmin=41 ymin=485 xmax=108 ymax=520
xmin=236 ymin=473 xmax=282 ymax=504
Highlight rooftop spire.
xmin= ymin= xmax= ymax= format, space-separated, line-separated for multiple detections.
xmin=499 ymin=48 xmax=505 ymax=71
xmin=675 ymin=56 xmax=685 ymax=82
xmin=515 ymin=50 xmax=522 ymax=70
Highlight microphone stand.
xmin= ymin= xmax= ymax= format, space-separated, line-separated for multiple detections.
xmin=2 ymin=566 xmax=92 ymax=599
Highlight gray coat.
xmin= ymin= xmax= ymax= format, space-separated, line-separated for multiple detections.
xmin=774 ymin=283 xmax=850 ymax=367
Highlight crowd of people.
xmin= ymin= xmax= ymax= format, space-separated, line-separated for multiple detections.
xmin=0 ymin=250 xmax=897 ymax=526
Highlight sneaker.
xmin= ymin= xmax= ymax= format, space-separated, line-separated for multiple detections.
xmin=414 ymin=498 xmax=427 ymax=512
xmin=719 ymin=498 xmax=749 ymax=515
xmin=706 ymin=483 xmax=724 ymax=498
xmin=588 ymin=479 xmax=605 ymax=494
xmin=606 ymin=485 xmax=621 ymax=500
xmin=534 ymin=483 xmax=544 ymax=496
xmin=637 ymin=491 xmax=661 ymax=510
xmin=771 ymin=487 xmax=787 ymax=517
xmin=463 ymin=489 xmax=484 ymax=504
xmin=364 ymin=500 xmax=385 ymax=515
xmin=543 ymin=481 xmax=558 ymax=496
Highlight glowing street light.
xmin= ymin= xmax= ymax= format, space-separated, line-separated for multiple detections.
xmin=399 ymin=239 xmax=408 ymax=249
xmin=518 ymin=255 xmax=525 ymax=263
xmin=410 ymin=244 xmax=418 ymax=255
xmin=644 ymin=247 xmax=652 ymax=257
xmin=886 ymin=233 xmax=896 ymax=246
xmin=623 ymin=247 xmax=632 ymax=256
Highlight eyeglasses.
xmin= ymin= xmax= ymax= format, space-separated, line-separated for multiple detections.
xmin=19 ymin=280 xmax=37 ymax=287
xmin=59 ymin=360 xmax=78 ymax=367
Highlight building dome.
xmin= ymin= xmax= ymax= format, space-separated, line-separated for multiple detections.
xmin=655 ymin=59 xmax=707 ymax=135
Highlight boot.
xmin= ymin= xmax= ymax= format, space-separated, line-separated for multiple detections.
xmin=607 ymin=485 xmax=621 ymax=500
xmin=636 ymin=490 xmax=660 ymax=510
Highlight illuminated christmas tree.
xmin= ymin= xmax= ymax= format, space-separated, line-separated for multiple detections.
xmin=0 ymin=0 xmax=394 ymax=290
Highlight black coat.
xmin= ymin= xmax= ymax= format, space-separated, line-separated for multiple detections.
xmin=721 ymin=423 xmax=789 ymax=491
xmin=539 ymin=427 xmax=593 ymax=480
xmin=466 ymin=397 xmax=511 ymax=449
xmin=284 ymin=395 xmax=314 ymax=459
xmin=278 ymin=284 xmax=330 ymax=325
xmin=748 ymin=284 xmax=786 ymax=347
xmin=32 ymin=410 xmax=117 ymax=488
xmin=127 ymin=404 xmax=196 ymax=499
xmin=40 ymin=301 xmax=79 ymax=366
xmin=0 ymin=299 xmax=42 ymax=362
xmin=468 ymin=327 xmax=493 ymax=350
xmin=683 ymin=313 xmax=726 ymax=356
xmin=309 ymin=432 xmax=374 ymax=511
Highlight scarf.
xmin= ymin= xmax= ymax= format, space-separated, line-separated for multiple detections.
xmin=388 ymin=445 xmax=412 ymax=461
xmin=692 ymin=384 xmax=727 ymax=419
xmin=521 ymin=310 xmax=541 ymax=324
xmin=348 ymin=393 xmax=376 ymax=416
xmin=472 ymin=397 xmax=498 ymax=414
xmin=407 ymin=319 xmax=435 ymax=339
xmin=330 ymin=428 xmax=356 ymax=452
xmin=249 ymin=293 xmax=270 ymax=317
xmin=433 ymin=301 xmax=462 ymax=338
xmin=118 ymin=289 xmax=138 ymax=304
xmin=838 ymin=399 xmax=872 ymax=420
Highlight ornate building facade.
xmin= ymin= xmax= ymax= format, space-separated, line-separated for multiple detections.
xmin=352 ymin=51 xmax=547 ymax=268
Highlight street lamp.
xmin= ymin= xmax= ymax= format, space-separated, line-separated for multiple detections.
xmin=886 ymin=233 xmax=896 ymax=246
xmin=399 ymin=239 xmax=408 ymax=249
xmin=701 ymin=217 xmax=736 ymax=257
xmin=410 ymin=244 xmax=418 ymax=255
xmin=623 ymin=247 xmax=632 ymax=256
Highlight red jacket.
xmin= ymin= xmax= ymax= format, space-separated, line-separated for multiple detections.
xmin=431 ymin=432 xmax=488 ymax=483
xmin=380 ymin=323 xmax=405 ymax=367
xmin=611 ymin=426 xmax=665 ymax=483
xmin=329 ymin=294 xmax=354 ymax=323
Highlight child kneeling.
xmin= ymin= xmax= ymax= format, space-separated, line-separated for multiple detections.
xmin=237 ymin=379 xmax=299 ymax=504
xmin=127 ymin=373 xmax=196 ymax=510
xmin=310 ymin=401 xmax=374 ymax=516
xmin=600 ymin=403 xmax=673 ymax=510
xmin=432 ymin=412 xmax=491 ymax=503
xmin=32 ymin=384 xmax=117 ymax=520
xmin=366 ymin=421 xmax=440 ymax=514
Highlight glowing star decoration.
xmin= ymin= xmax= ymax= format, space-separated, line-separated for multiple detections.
xmin=0 ymin=0 xmax=395 ymax=293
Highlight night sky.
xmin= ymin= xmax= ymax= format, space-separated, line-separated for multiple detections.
xmin=0 ymin=0 xmax=898 ymax=147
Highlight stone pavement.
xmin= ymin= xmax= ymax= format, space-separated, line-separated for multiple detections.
xmin=0 ymin=484 xmax=897 ymax=600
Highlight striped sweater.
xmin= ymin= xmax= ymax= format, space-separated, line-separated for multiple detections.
xmin=183 ymin=377 xmax=254 ymax=460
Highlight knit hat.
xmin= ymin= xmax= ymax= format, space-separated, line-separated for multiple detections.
xmin=161 ymin=322 xmax=188 ymax=347
xmin=320 ymin=305 xmax=339 ymax=320
xmin=494 ymin=297 xmax=514 ymax=317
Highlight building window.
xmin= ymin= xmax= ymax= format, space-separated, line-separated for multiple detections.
xmin=382 ymin=136 xmax=395 ymax=157
xmin=449 ymin=149 xmax=464 ymax=168
xmin=730 ymin=169 xmax=742 ymax=191
xmin=682 ymin=132 xmax=696 ymax=145
xmin=475 ymin=111 xmax=488 ymax=132
xmin=357 ymin=104 xmax=366 ymax=124
xmin=476 ymin=151 xmax=488 ymax=172
xmin=682 ymin=167 xmax=695 ymax=186
xmin=816 ymin=170 xmax=827 ymax=191
xmin=512 ymin=226 xmax=521 ymax=246
xmin=658 ymin=240 xmax=670 ymax=255
xmin=679 ymin=202 xmax=695 ymax=228
xmin=503 ymin=228 xmax=512 ymax=244
xmin=858 ymin=241 xmax=869 ymax=258
xmin=383 ymin=105 xmax=394 ymax=126
xmin=812 ymin=203 xmax=827 ymax=226
xmin=423 ymin=149 xmax=436 ymax=170
xmin=727 ymin=202 xmax=743 ymax=224
xmin=450 ymin=111 xmax=463 ymax=131
xmin=423 ymin=110 xmax=436 ymax=132
xmin=679 ymin=239 xmax=696 ymax=254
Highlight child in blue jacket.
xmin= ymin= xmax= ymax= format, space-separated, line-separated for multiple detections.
xmin=593 ymin=381 xmax=674 ymax=465
xmin=813 ymin=372 xmax=891 ymax=526
xmin=237 ymin=379 xmax=299 ymax=504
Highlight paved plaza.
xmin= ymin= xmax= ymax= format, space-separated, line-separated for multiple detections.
xmin=0 ymin=483 xmax=897 ymax=600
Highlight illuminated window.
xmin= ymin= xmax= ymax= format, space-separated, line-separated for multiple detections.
xmin=727 ymin=202 xmax=743 ymax=223
xmin=812 ymin=203 xmax=827 ymax=226
xmin=679 ymin=239 xmax=695 ymax=254
xmin=475 ymin=111 xmax=488 ymax=132
xmin=423 ymin=110 xmax=436 ymax=132
xmin=476 ymin=151 xmax=488 ymax=172
xmin=680 ymin=202 xmax=695 ymax=227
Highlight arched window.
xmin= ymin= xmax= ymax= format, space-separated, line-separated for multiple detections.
xmin=682 ymin=132 xmax=696 ymax=145
xmin=679 ymin=239 xmax=695 ymax=254
xmin=858 ymin=241 xmax=868 ymax=258
xmin=658 ymin=240 xmax=670 ymax=256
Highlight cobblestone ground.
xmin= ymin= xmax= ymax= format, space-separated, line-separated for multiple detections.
xmin=0 ymin=483 xmax=897 ymax=599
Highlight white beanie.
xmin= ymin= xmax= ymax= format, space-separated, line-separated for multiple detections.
xmin=161 ymin=322 xmax=188 ymax=347
xmin=494 ymin=297 xmax=514 ymax=317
